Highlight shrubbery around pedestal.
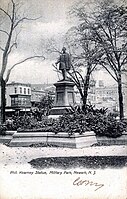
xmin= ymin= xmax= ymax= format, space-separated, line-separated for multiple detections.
xmin=4 ymin=105 xmax=127 ymax=138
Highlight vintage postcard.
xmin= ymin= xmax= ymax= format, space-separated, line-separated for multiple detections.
xmin=0 ymin=0 xmax=127 ymax=198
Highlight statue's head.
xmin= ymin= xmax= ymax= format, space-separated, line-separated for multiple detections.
xmin=62 ymin=47 xmax=66 ymax=53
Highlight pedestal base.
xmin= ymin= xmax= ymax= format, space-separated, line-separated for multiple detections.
xmin=49 ymin=80 xmax=75 ymax=117
xmin=9 ymin=131 xmax=97 ymax=148
xmin=49 ymin=106 xmax=71 ymax=116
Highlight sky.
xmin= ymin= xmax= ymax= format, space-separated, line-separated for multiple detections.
xmin=0 ymin=0 xmax=117 ymax=86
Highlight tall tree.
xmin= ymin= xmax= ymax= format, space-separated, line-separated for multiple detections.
xmin=65 ymin=26 xmax=102 ymax=106
xmin=0 ymin=0 xmax=45 ymax=124
xmin=71 ymin=0 xmax=127 ymax=119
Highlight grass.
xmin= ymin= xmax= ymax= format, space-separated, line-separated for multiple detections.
xmin=29 ymin=156 xmax=127 ymax=169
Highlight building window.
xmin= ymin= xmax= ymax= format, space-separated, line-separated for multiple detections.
xmin=11 ymin=98 xmax=15 ymax=106
xmin=23 ymin=98 xmax=26 ymax=104
xmin=14 ymin=87 xmax=17 ymax=94
xmin=28 ymin=88 xmax=30 ymax=94
xmin=18 ymin=98 xmax=21 ymax=105
xmin=20 ymin=87 xmax=22 ymax=94
xmin=11 ymin=97 xmax=18 ymax=106
xmin=24 ymin=88 xmax=26 ymax=94
xmin=15 ymin=98 xmax=18 ymax=105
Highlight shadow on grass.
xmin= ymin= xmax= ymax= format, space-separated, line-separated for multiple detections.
xmin=29 ymin=156 xmax=127 ymax=169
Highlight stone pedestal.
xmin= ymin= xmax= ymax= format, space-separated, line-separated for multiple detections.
xmin=49 ymin=80 xmax=75 ymax=117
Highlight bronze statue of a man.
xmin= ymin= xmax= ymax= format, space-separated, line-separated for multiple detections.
xmin=55 ymin=47 xmax=71 ymax=80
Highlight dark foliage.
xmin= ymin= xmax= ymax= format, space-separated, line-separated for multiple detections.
xmin=51 ymin=105 xmax=126 ymax=137
xmin=37 ymin=94 xmax=54 ymax=116
xmin=5 ymin=105 xmax=127 ymax=138
xmin=0 ymin=124 xmax=7 ymax=135
xmin=10 ymin=115 xmax=56 ymax=132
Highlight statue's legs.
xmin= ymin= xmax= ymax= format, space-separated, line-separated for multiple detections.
xmin=62 ymin=69 xmax=67 ymax=80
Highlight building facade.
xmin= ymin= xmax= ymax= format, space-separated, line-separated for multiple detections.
xmin=31 ymin=89 xmax=45 ymax=107
xmin=95 ymin=81 xmax=127 ymax=116
xmin=6 ymin=82 xmax=31 ymax=114
xmin=74 ymin=79 xmax=127 ymax=116
xmin=95 ymin=84 xmax=118 ymax=112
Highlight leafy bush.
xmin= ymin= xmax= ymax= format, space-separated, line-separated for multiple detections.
xmin=6 ymin=105 xmax=127 ymax=138
xmin=0 ymin=124 xmax=7 ymax=135
xmin=37 ymin=94 xmax=54 ymax=116
xmin=12 ymin=115 xmax=57 ymax=132
xmin=51 ymin=105 xmax=127 ymax=137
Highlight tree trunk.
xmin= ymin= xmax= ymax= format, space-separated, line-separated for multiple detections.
xmin=0 ymin=78 xmax=6 ymax=124
xmin=83 ymin=65 xmax=91 ymax=106
xmin=118 ymin=75 xmax=124 ymax=120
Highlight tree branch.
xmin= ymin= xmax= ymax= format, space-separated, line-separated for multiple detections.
xmin=74 ymin=70 xmax=85 ymax=84
xmin=68 ymin=71 xmax=80 ymax=86
xmin=0 ymin=29 xmax=9 ymax=36
xmin=104 ymin=50 xmax=118 ymax=72
xmin=7 ymin=42 xmax=17 ymax=55
xmin=0 ymin=8 xmax=12 ymax=21
xmin=71 ymin=63 xmax=82 ymax=86
xmin=13 ymin=16 xmax=41 ymax=29
xmin=5 ymin=69 xmax=11 ymax=83
xmin=121 ymin=56 xmax=127 ymax=66
xmin=100 ymin=63 xmax=118 ymax=82
xmin=0 ymin=46 xmax=4 ymax=51
xmin=90 ymin=63 xmax=97 ymax=73
xmin=91 ymin=26 xmax=119 ymax=72
xmin=5 ymin=55 xmax=45 ymax=83
xmin=48 ymin=47 xmax=61 ymax=54
xmin=11 ymin=0 xmax=15 ymax=5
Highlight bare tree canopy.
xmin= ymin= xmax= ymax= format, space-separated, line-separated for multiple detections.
xmin=70 ymin=0 xmax=127 ymax=119
xmin=0 ymin=0 xmax=45 ymax=123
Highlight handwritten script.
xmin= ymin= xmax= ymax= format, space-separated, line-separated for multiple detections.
xmin=73 ymin=177 xmax=104 ymax=191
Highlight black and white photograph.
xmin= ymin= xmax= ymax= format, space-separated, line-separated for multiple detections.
xmin=0 ymin=0 xmax=127 ymax=198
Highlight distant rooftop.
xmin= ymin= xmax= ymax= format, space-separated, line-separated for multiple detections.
xmin=31 ymin=83 xmax=54 ymax=91
xmin=7 ymin=82 xmax=31 ymax=87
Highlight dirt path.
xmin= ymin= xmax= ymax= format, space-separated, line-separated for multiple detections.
xmin=0 ymin=144 xmax=126 ymax=166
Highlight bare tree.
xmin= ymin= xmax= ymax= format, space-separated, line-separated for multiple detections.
xmin=71 ymin=0 xmax=127 ymax=119
xmin=65 ymin=26 xmax=103 ymax=106
xmin=0 ymin=0 xmax=45 ymax=124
